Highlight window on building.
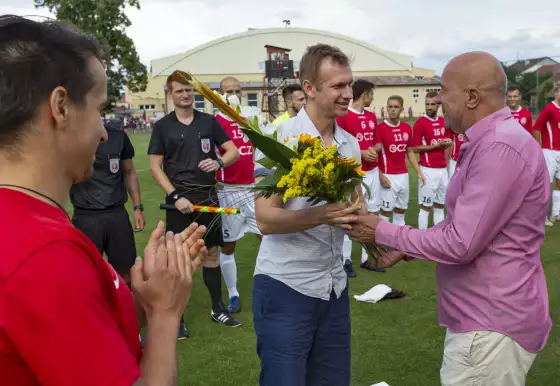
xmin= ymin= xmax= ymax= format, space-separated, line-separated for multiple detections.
xmin=412 ymin=89 xmax=419 ymax=99
xmin=194 ymin=94 xmax=205 ymax=112
xmin=139 ymin=105 xmax=144 ymax=109
xmin=247 ymin=93 xmax=258 ymax=107
xmin=150 ymin=104 xmax=155 ymax=109
xmin=416 ymin=76 xmax=424 ymax=80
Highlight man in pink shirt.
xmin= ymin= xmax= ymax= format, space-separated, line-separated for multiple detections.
xmin=346 ymin=51 xmax=552 ymax=385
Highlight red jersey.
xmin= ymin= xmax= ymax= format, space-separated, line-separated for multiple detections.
xmin=335 ymin=107 xmax=378 ymax=171
xmin=534 ymin=101 xmax=560 ymax=150
xmin=215 ymin=113 xmax=255 ymax=185
xmin=375 ymin=120 xmax=413 ymax=174
xmin=411 ymin=115 xmax=448 ymax=168
xmin=0 ymin=189 xmax=142 ymax=386
xmin=510 ymin=106 xmax=533 ymax=134
xmin=451 ymin=131 xmax=466 ymax=161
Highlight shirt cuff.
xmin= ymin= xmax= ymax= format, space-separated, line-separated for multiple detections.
xmin=375 ymin=220 xmax=401 ymax=249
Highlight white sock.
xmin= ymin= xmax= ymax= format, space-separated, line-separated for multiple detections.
xmin=342 ymin=235 xmax=352 ymax=262
xmin=219 ymin=252 xmax=239 ymax=299
xmin=379 ymin=214 xmax=391 ymax=222
xmin=433 ymin=208 xmax=445 ymax=225
xmin=552 ymin=191 xmax=560 ymax=217
xmin=360 ymin=247 xmax=369 ymax=264
xmin=393 ymin=212 xmax=406 ymax=226
xmin=418 ymin=209 xmax=430 ymax=230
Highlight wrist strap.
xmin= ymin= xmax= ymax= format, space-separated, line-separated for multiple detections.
xmin=168 ymin=190 xmax=180 ymax=204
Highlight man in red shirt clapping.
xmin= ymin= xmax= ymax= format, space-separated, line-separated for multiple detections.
xmin=0 ymin=15 xmax=207 ymax=386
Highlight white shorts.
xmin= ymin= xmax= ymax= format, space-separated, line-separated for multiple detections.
xmin=418 ymin=166 xmax=449 ymax=206
xmin=448 ymin=159 xmax=457 ymax=182
xmin=380 ymin=173 xmax=409 ymax=211
xmin=543 ymin=149 xmax=560 ymax=183
xmin=362 ymin=168 xmax=381 ymax=212
xmin=217 ymin=184 xmax=261 ymax=242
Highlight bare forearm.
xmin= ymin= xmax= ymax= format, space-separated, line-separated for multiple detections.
xmin=139 ymin=314 xmax=180 ymax=386
xmin=407 ymin=151 xmax=422 ymax=175
xmin=221 ymin=148 xmax=240 ymax=167
xmin=151 ymin=167 xmax=175 ymax=195
xmin=411 ymin=145 xmax=440 ymax=154
xmin=256 ymin=202 xmax=321 ymax=234
xmin=125 ymin=171 xmax=142 ymax=206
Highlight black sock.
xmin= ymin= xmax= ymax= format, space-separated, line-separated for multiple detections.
xmin=203 ymin=266 xmax=224 ymax=313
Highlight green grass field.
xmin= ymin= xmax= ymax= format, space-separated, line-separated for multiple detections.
xmin=120 ymin=132 xmax=559 ymax=386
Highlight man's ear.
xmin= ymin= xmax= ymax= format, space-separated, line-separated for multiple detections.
xmin=465 ymin=87 xmax=481 ymax=109
xmin=49 ymin=86 xmax=69 ymax=128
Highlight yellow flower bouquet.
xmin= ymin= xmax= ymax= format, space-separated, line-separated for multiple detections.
xmin=180 ymin=72 xmax=387 ymax=266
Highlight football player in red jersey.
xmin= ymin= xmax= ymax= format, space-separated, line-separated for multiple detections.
xmin=410 ymin=91 xmax=452 ymax=229
xmin=507 ymin=84 xmax=533 ymax=135
xmin=216 ymin=76 xmax=262 ymax=313
xmin=534 ymin=82 xmax=560 ymax=225
xmin=374 ymin=95 xmax=424 ymax=225
xmin=336 ymin=79 xmax=384 ymax=275
xmin=0 ymin=15 xmax=207 ymax=386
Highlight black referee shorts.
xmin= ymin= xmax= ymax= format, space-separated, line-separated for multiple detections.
xmin=165 ymin=191 xmax=224 ymax=249
xmin=72 ymin=206 xmax=137 ymax=275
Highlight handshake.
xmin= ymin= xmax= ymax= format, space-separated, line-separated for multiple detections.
xmin=312 ymin=201 xmax=408 ymax=269
xmin=132 ymin=220 xmax=208 ymax=321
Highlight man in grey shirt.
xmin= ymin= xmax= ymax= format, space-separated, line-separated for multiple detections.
xmin=252 ymin=44 xmax=364 ymax=386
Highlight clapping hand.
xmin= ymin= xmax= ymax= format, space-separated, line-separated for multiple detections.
xmin=141 ymin=221 xmax=207 ymax=280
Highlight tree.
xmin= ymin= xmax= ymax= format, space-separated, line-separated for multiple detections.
xmin=35 ymin=0 xmax=148 ymax=112
xmin=501 ymin=62 xmax=552 ymax=111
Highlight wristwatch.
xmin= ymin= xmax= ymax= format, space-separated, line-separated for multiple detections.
xmin=134 ymin=204 xmax=144 ymax=211
xmin=217 ymin=159 xmax=224 ymax=169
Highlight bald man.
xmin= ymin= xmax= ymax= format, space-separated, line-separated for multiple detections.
xmin=346 ymin=52 xmax=551 ymax=386
xmin=215 ymin=76 xmax=262 ymax=313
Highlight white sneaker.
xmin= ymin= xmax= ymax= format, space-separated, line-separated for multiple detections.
xmin=546 ymin=219 xmax=554 ymax=227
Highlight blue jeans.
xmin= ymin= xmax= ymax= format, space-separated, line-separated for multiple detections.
xmin=252 ymin=275 xmax=351 ymax=386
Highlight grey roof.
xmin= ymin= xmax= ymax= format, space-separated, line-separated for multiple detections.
xmin=508 ymin=57 xmax=554 ymax=73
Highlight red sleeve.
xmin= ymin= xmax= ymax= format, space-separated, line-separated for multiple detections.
xmin=526 ymin=110 xmax=533 ymax=132
xmin=534 ymin=106 xmax=549 ymax=132
xmin=335 ymin=116 xmax=348 ymax=131
xmin=373 ymin=124 xmax=381 ymax=145
xmin=4 ymin=242 xmax=140 ymax=386
xmin=410 ymin=120 xmax=423 ymax=147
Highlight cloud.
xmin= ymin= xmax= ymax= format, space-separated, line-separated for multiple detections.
xmin=2 ymin=0 xmax=559 ymax=75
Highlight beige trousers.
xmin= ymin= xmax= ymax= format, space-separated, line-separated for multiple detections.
xmin=440 ymin=330 xmax=537 ymax=386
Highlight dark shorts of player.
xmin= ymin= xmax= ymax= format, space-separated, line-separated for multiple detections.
xmin=72 ymin=206 xmax=137 ymax=276
xmin=165 ymin=190 xmax=224 ymax=249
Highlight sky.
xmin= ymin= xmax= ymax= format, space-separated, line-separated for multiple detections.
xmin=2 ymin=0 xmax=560 ymax=74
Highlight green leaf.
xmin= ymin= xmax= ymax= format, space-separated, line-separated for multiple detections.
xmin=241 ymin=129 xmax=298 ymax=170
xmin=253 ymin=115 xmax=259 ymax=129
xmin=257 ymin=157 xmax=278 ymax=169
xmin=361 ymin=180 xmax=372 ymax=200
xmin=251 ymin=168 xmax=289 ymax=199
xmin=236 ymin=105 xmax=242 ymax=114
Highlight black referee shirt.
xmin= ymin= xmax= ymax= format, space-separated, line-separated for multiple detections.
xmin=147 ymin=110 xmax=230 ymax=189
xmin=70 ymin=128 xmax=135 ymax=210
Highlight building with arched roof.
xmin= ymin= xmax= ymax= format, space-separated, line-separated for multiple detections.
xmin=124 ymin=27 xmax=441 ymax=120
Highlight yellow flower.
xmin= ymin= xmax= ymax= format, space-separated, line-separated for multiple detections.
xmin=354 ymin=167 xmax=366 ymax=177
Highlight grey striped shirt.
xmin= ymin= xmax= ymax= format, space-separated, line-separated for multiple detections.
xmin=254 ymin=108 xmax=361 ymax=301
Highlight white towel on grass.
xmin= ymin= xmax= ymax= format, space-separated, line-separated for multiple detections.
xmin=354 ymin=284 xmax=392 ymax=303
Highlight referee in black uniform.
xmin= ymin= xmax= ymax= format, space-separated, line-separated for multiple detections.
xmin=70 ymin=120 xmax=145 ymax=287
xmin=148 ymin=70 xmax=241 ymax=339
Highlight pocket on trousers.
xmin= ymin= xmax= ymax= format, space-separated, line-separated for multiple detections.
xmin=252 ymin=275 xmax=272 ymax=319
xmin=443 ymin=330 xmax=477 ymax=367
